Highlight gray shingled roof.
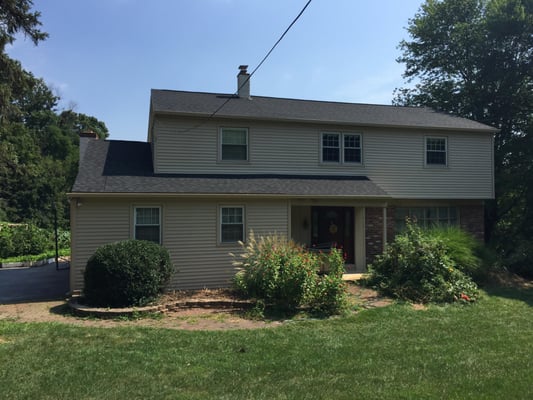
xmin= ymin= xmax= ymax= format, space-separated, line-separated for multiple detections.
xmin=151 ymin=89 xmax=497 ymax=132
xmin=72 ymin=140 xmax=389 ymax=198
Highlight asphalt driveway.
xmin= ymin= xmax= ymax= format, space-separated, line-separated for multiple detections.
xmin=0 ymin=262 xmax=69 ymax=304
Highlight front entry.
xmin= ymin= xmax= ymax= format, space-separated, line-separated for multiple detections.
xmin=311 ymin=206 xmax=355 ymax=264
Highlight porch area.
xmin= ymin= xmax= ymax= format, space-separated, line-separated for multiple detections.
xmin=290 ymin=203 xmax=380 ymax=274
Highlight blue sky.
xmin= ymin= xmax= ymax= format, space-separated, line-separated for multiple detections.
xmin=8 ymin=0 xmax=424 ymax=141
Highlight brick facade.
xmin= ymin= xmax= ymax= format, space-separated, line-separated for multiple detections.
xmin=364 ymin=203 xmax=485 ymax=265
xmin=365 ymin=207 xmax=384 ymax=265
xmin=459 ymin=204 xmax=485 ymax=242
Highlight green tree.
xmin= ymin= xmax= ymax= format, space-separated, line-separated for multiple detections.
xmin=0 ymin=0 xmax=48 ymax=120
xmin=0 ymin=1 xmax=109 ymax=230
xmin=395 ymin=0 xmax=533 ymax=276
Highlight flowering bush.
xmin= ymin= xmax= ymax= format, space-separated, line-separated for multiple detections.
xmin=233 ymin=233 xmax=346 ymax=313
xmin=367 ymin=223 xmax=479 ymax=303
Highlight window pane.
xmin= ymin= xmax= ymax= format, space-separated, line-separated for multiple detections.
xmin=222 ymin=130 xmax=247 ymax=145
xmin=322 ymin=134 xmax=339 ymax=147
xmin=136 ymin=208 xmax=159 ymax=225
xmin=323 ymin=147 xmax=340 ymax=162
xmin=344 ymin=134 xmax=360 ymax=149
xmin=221 ymin=225 xmax=243 ymax=242
xmin=135 ymin=226 xmax=160 ymax=243
xmin=222 ymin=207 xmax=243 ymax=224
xmin=427 ymin=151 xmax=446 ymax=165
xmin=222 ymin=144 xmax=247 ymax=160
xmin=344 ymin=148 xmax=361 ymax=163
xmin=426 ymin=207 xmax=438 ymax=219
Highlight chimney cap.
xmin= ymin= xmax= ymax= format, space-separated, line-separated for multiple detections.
xmin=79 ymin=130 xmax=99 ymax=139
xmin=238 ymin=65 xmax=249 ymax=74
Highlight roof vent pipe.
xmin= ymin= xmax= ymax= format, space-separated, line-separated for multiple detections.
xmin=237 ymin=65 xmax=250 ymax=99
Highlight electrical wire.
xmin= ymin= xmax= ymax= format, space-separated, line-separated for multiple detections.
xmin=178 ymin=0 xmax=312 ymax=133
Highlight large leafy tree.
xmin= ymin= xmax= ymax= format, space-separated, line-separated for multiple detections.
xmin=0 ymin=0 xmax=48 ymax=120
xmin=395 ymin=0 xmax=533 ymax=276
xmin=0 ymin=1 xmax=109 ymax=229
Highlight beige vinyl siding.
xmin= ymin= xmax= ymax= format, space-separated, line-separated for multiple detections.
xmin=70 ymin=198 xmax=131 ymax=291
xmin=152 ymin=116 xmax=494 ymax=199
xmin=70 ymin=197 xmax=289 ymax=292
xmin=364 ymin=130 xmax=494 ymax=199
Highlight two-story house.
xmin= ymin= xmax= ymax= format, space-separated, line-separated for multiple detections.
xmin=68 ymin=66 xmax=496 ymax=292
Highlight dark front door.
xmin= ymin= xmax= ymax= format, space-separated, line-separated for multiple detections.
xmin=311 ymin=206 xmax=354 ymax=263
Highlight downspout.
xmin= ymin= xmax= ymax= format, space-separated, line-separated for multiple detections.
xmin=382 ymin=205 xmax=388 ymax=251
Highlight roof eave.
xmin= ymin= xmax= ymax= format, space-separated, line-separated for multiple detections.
xmin=151 ymin=109 xmax=498 ymax=133
xmin=67 ymin=192 xmax=392 ymax=200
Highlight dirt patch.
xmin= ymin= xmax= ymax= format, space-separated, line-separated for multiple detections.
xmin=0 ymin=284 xmax=393 ymax=330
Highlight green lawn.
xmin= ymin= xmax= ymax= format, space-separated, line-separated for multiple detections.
xmin=1 ymin=284 xmax=531 ymax=399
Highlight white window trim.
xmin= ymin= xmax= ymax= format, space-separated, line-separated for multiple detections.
xmin=133 ymin=206 xmax=162 ymax=244
xmin=424 ymin=136 xmax=448 ymax=167
xmin=320 ymin=132 xmax=363 ymax=165
xmin=218 ymin=127 xmax=249 ymax=162
xmin=219 ymin=205 xmax=245 ymax=244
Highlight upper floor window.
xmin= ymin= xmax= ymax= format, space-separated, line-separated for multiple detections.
xmin=134 ymin=206 xmax=161 ymax=244
xmin=426 ymin=137 xmax=447 ymax=166
xmin=220 ymin=128 xmax=248 ymax=161
xmin=321 ymin=132 xmax=362 ymax=164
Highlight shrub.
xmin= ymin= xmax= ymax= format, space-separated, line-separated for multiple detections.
xmin=84 ymin=239 xmax=174 ymax=307
xmin=233 ymin=234 xmax=347 ymax=313
xmin=425 ymin=226 xmax=482 ymax=278
xmin=233 ymin=234 xmax=317 ymax=310
xmin=311 ymin=250 xmax=347 ymax=314
xmin=367 ymin=223 xmax=478 ymax=303
xmin=0 ymin=222 xmax=50 ymax=258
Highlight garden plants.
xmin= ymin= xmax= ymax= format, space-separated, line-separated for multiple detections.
xmin=84 ymin=239 xmax=174 ymax=307
xmin=367 ymin=223 xmax=479 ymax=303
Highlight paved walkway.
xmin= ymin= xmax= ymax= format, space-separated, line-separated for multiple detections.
xmin=0 ymin=262 xmax=69 ymax=304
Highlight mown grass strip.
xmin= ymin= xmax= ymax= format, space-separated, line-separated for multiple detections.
xmin=0 ymin=285 xmax=531 ymax=399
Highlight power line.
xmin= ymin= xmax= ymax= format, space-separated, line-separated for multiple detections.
xmin=180 ymin=0 xmax=312 ymax=132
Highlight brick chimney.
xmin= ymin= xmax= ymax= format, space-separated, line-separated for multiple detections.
xmin=237 ymin=65 xmax=250 ymax=99
xmin=79 ymin=130 xmax=98 ymax=162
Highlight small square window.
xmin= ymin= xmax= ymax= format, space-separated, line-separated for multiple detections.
xmin=426 ymin=137 xmax=447 ymax=166
xmin=221 ymin=128 xmax=248 ymax=161
xmin=220 ymin=206 xmax=244 ymax=243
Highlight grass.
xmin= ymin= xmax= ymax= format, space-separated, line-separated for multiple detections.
xmin=0 ymin=284 xmax=532 ymax=399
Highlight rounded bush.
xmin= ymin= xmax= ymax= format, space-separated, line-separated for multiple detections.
xmin=84 ymin=239 xmax=174 ymax=307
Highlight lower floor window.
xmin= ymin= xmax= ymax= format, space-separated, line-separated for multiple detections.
xmin=134 ymin=207 xmax=161 ymax=243
xmin=220 ymin=206 xmax=244 ymax=243
xmin=395 ymin=206 xmax=458 ymax=231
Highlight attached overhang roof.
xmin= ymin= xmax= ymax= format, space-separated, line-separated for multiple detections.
xmin=71 ymin=140 xmax=389 ymax=199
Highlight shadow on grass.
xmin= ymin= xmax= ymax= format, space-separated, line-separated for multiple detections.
xmin=483 ymin=284 xmax=533 ymax=307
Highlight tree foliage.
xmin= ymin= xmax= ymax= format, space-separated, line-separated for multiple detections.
xmin=0 ymin=1 xmax=109 ymax=229
xmin=395 ymin=0 xmax=533 ymax=276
